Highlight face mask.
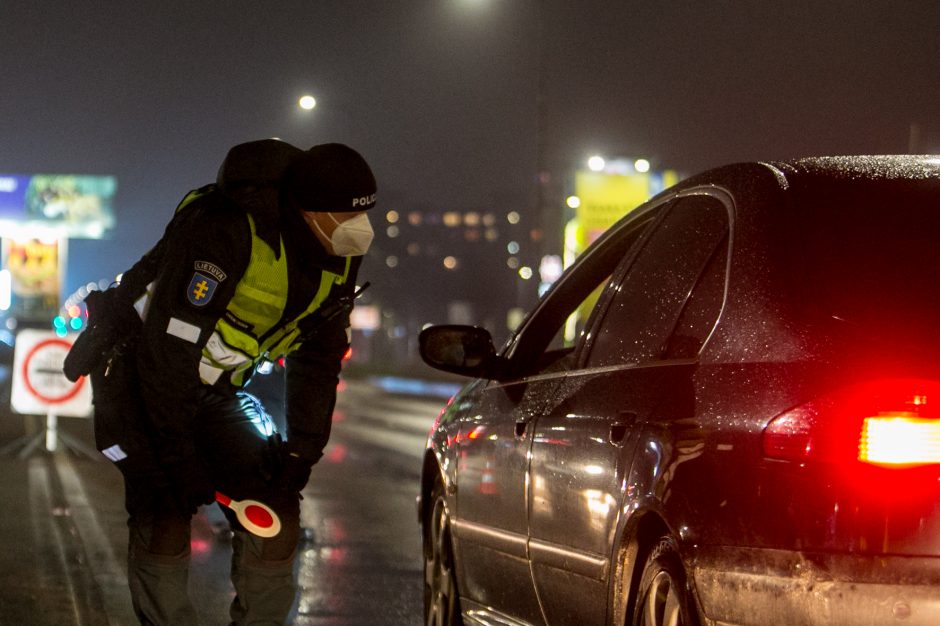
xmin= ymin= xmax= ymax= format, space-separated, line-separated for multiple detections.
xmin=312 ymin=212 xmax=374 ymax=256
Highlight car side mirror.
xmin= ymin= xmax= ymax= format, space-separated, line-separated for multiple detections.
xmin=419 ymin=325 xmax=501 ymax=379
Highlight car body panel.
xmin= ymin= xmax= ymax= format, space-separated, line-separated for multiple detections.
xmin=451 ymin=376 xmax=559 ymax=625
xmin=693 ymin=546 xmax=940 ymax=625
xmin=528 ymin=361 xmax=694 ymax=624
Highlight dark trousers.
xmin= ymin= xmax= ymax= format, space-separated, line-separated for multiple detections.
xmin=123 ymin=388 xmax=301 ymax=625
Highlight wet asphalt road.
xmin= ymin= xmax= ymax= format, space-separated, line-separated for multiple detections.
xmin=0 ymin=378 xmax=446 ymax=625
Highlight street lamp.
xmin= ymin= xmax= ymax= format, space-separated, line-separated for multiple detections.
xmin=298 ymin=95 xmax=317 ymax=111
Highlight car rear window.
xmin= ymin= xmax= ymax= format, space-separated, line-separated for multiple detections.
xmin=781 ymin=179 xmax=940 ymax=352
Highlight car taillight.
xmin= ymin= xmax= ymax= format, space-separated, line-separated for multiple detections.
xmin=762 ymin=379 xmax=940 ymax=468
xmin=859 ymin=415 xmax=940 ymax=466
xmin=761 ymin=404 xmax=818 ymax=461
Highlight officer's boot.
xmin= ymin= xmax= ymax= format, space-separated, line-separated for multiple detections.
xmin=127 ymin=517 xmax=199 ymax=625
xmin=229 ymin=529 xmax=297 ymax=625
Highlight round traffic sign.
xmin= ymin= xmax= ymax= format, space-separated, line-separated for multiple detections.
xmin=21 ymin=337 xmax=86 ymax=404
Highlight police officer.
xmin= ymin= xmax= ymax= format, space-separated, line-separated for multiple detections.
xmin=90 ymin=139 xmax=376 ymax=624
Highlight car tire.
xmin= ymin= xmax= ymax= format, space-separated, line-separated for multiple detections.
xmin=424 ymin=479 xmax=463 ymax=626
xmin=632 ymin=535 xmax=699 ymax=626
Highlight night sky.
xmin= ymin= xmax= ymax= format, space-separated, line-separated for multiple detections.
xmin=1 ymin=1 xmax=938 ymax=296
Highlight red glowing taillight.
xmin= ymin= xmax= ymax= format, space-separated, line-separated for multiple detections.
xmin=762 ymin=379 xmax=940 ymax=468
xmin=858 ymin=415 xmax=940 ymax=466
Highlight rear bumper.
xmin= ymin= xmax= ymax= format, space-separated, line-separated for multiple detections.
xmin=692 ymin=547 xmax=940 ymax=626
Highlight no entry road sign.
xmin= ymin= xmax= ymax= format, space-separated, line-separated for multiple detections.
xmin=11 ymin=329 xmax=92 ymax=417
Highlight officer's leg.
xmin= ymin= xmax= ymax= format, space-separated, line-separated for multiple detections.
xmin=196 ymin=389 xmax=301 ymax=625
xmin=125 ymin=474 xmax=198 ymax=626
xmin=229 ymin=505 xmax=299 ymax=624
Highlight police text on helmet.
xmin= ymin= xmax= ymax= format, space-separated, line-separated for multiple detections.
xmin=352 ymin=194 xmax=376 ymax=208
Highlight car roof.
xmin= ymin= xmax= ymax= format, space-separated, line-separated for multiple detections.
xmin=645 ymin=155 xmax=940 ymax=245
xmin=667 ymin=155 xmax=940 ymax=199
xmin=771 ymin=155 xmax=940 ymax=181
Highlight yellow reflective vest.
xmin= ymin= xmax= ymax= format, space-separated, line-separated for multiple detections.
xmin=197 ymin=211 xmax=352 ymax=387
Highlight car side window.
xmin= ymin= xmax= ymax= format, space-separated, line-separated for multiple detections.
xmin=503 ymin=206 xmax=664 ymax=379
xmin=663 ymin=235 xmax=728 ymax=359
xmin=583 ymin=196 xmax=729 ymax=367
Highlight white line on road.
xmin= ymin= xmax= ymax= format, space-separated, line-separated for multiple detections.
xmin=54 ymin=453 xmax=133 ymax=625
xmin=333 ymin=383 xmax=448 ymax=460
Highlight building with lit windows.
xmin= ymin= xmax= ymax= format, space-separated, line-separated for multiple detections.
xmin=350 ymin=203 xmax=544 ymax=371
xmin=344 ymin=157 xmax=681 ymax=373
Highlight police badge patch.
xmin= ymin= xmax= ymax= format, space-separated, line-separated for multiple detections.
xmin=187 ymin=272 xmax=219 ymax=306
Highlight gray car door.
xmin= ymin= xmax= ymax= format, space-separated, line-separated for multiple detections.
xmin=527 ymin=192 xmax=730 ymax=625
xmin=451 ymin=375 xmax=559 ymax=624
xmin=451 ymin=205 xmax=660 ymax=625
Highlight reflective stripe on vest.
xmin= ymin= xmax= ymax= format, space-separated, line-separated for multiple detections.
xmin=198 ymin=212 xmax=351 ymax=387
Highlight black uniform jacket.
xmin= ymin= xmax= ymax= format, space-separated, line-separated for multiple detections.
xmin=119 ymin=185 xmax=360 ymax=468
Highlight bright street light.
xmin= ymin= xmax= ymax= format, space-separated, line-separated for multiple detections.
xmin=588 ymin=155 xmax=605 ymax=172
xmin=298 ymin=95 xmax=317 ymax=110
xmin=634 ymin=158 xmax=651 ymax=173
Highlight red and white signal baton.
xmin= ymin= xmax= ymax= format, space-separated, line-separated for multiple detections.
xmin=215 ymin=491 xmax=282 ymax=538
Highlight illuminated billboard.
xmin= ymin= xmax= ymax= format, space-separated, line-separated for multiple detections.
xmin=0 ymin=174 xmax=116 ymax=238
xmin=1 ymin=236 xmax=65 ymax=322
xmin=573 ymin=169 xmax=679 ymax=246
xmin=567 ymin=168 xmax=680 ymax=264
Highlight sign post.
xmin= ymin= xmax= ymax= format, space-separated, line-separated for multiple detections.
xmin=3 ymin=329 xmax=97 ymax=458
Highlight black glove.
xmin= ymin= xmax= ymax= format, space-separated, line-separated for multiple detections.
xmin=164 ymin=457 xmax=215 ymax=515
xmin=279 ymin=446 xmax=318 ymax=494
xmin=63 ymin=287 xmax=141 ymax=382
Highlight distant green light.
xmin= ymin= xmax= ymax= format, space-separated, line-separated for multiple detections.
xmin=55 ymin=327 xmax=67 ymax=338
xmin=53 ymin=316 xmax=66 ymax=329
xmin=70 ymin=317 xmax=83 ymax=330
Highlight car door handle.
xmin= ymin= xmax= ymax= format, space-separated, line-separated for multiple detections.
xmin=610 ymin=411 xmax=637 ymax=444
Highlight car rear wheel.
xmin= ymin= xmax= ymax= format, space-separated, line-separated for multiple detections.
xmin=632 ymin=536 xmax=699 ymax=626
xmin=424 ymin=480 xmax=462 ymax=626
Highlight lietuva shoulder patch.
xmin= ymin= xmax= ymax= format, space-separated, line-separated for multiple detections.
xmin=188 ymin=271 xmax=219 ymax=306
xmin=187 ymin=261 xmax=227 ymax=307
xmin=194 ymin=260 xmax=227 ymax=282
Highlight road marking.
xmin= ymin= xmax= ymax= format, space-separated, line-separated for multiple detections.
xmin=29 ymin=453 xmax=114 ymax=624
xmin=54 ymin=453 xmax=132 ymax=624
xmin=334 ymin=385 xmax=445 ymax=460
xmin=332 ymin=421 xmax=428 ymax=461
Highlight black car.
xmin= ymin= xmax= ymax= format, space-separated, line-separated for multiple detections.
xmin=417 ymin=156 xmax=940 ymax=626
